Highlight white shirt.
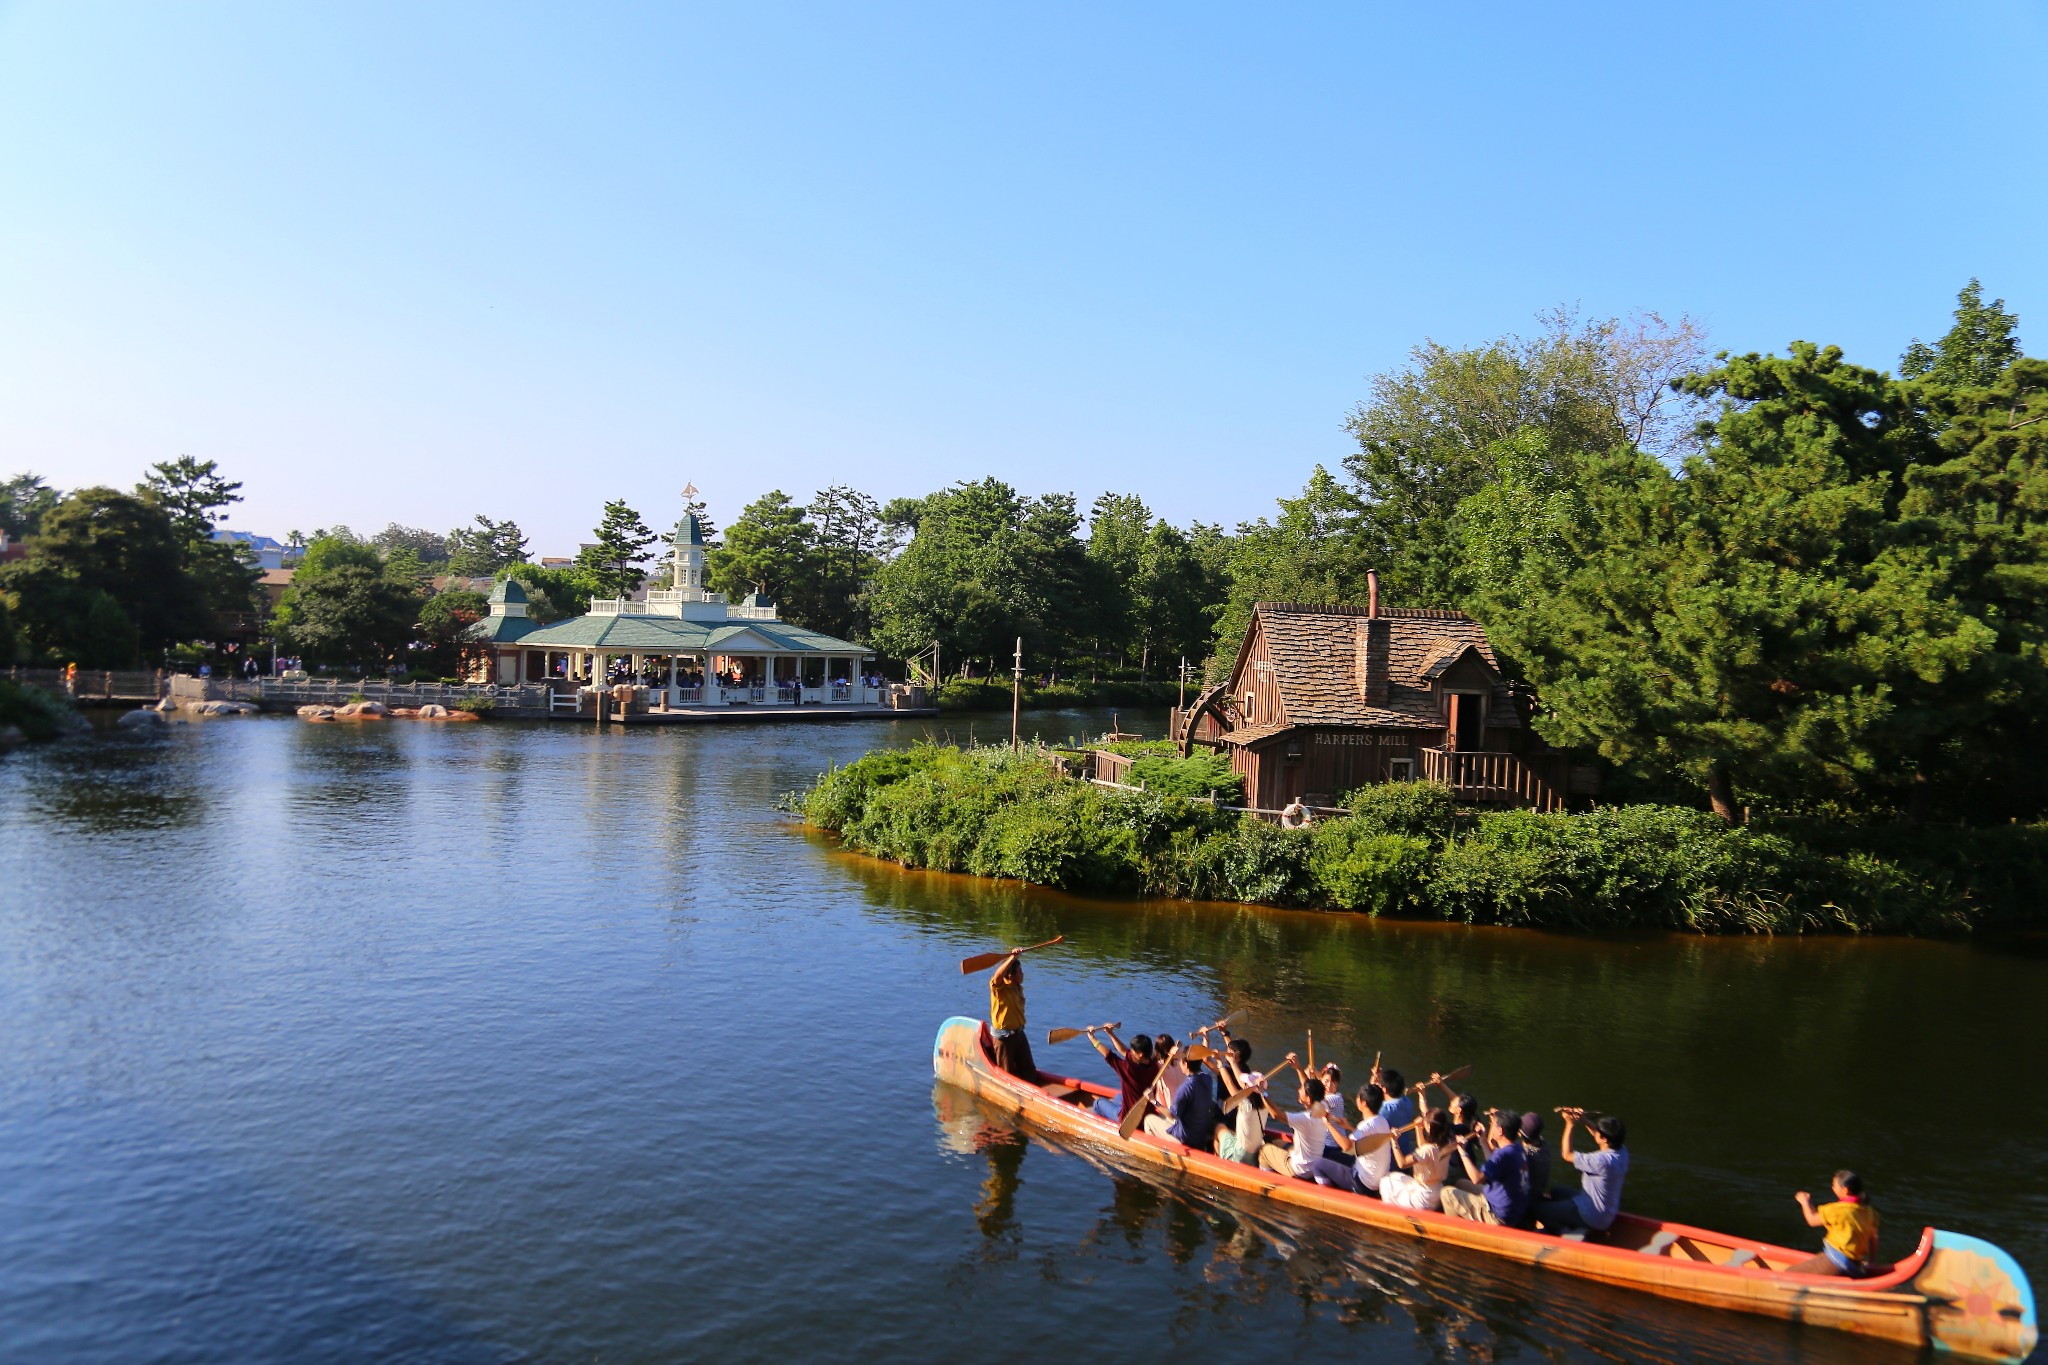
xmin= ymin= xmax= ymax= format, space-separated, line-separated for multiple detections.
xmin=1233 ymin=1093 xmax=1265 ymax=1158
xmin=1283 ymin=1107 xmax=1328 ymax=1177
xmin=1350 ymin=1112 xmax=1395 ymax=1191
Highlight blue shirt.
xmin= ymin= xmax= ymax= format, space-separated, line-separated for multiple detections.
xmin=1168 ymin=1070 xmax=1222 ymax=1152
xmin=1572 ymin=1146 xmax=1629 ymax=1231
xmin=1378 ymin=1094 xmax=1417 ymax=1154
xmin=1480 ymin=1142 xmax=1530 ymax=1226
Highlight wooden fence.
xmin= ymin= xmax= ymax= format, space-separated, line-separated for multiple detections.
xmin=172 ymin=675 xmax=552 ymax=710
xmin=6 ymin=666 xmax=165 ymax=702
xmin=1419 ymin=746 xmax=1565 ymax=812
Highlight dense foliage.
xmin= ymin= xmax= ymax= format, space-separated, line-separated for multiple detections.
xmin=799 ymin=749 xmax=2037 ymax=934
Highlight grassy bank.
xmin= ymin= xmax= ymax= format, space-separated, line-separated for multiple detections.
xmin=792 ymin=744 xmax=2046 ymax=935
xmin=934 ymin=677 xmax=1181 ymax=712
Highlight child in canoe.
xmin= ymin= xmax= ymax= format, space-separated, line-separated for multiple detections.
xmin=1785 ymin=1171 xmax=1880 ymax=1277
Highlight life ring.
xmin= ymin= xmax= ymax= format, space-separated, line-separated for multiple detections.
xmin=1280 ymin=801 xmax=1312 ymax=829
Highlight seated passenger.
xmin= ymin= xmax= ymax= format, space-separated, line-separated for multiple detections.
xmin=1141 ymin=1037 xmax=1188 ymax=1125
xmin=1380 ymin=1109 xmax=1456 ymax=1211
xmin=1315 ymin=1082 xmax=1396 ymax=1197
xmin=1213 ymin=1078 xmax=1268 ymax=1167
xmin=1207 ymin=1037 xmax=1270 ymax=1166
xmin=1441 ymin=1110 xmax=1530 ymax=1227
xmin=1257 ymin=1077 xmax=1329 ymax=1179
xmin=1086 ymin=1026 xmax=1159 ymax=1120
xmin=1373 ymin=1066 xmax=1416 ymax=1155
xmin=1532 ymin=1109 xmax=1628 ymax=1236
xmin=1784 ymin=1171 xmax=1880 ymax=1277
xmin=1142 ymin=1045 xmax=1222 ymax=1153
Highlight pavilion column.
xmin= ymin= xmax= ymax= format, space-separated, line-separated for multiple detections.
xmin=667 ymin=653 xmax=679 ymax=705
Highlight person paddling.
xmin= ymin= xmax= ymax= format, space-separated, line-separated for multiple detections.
xmin=1085 ymin=1026 xmax=1159 ymax=1121
xmin=1533 ymin=1108 xmax=1628 ymax=1237
xmin=1783 ymin=1171 xmax=1880 ymax=1277
xmin=1315 ymin=1082 xmax=1397 ymax=1197
xmin=987 ymin=952 xmax=1040 ymax=1081
xmin=1257 ymin=1067 xmax=1329 ymax=1179
xmin=1380 ymin=1108 xmax=1456 ymax=1211
xmin=1442 ymin=1109 xmax=1530 ymax=1227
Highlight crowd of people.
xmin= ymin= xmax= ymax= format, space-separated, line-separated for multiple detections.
xmin=983 ymin=951 xmax=1880 ymax=1277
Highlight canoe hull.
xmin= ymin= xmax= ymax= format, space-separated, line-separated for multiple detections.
xmin=933 ymin=1016 xmax=2036 ymax=1363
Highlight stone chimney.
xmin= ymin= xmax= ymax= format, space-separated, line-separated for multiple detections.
xmin=1367 ymin=569 xmax=1379 ymax=619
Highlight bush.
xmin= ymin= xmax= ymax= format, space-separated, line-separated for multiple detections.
xmin=0 ymin=678 xmax=83 ymax=742
xmin=452 ymin=696 xmax=496 ymax=715
xmin=791 ymin=743 xmax=2045 ymax=934
xmin=1125 ymin=750 xmax=1242 ymax=801
xmin=1342 ymin=781 xmax=1458 ymax=839
xmin=1310 ymin=823 xmax=1434 ymax=915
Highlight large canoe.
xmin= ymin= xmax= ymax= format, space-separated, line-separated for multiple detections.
xmin=933 ymin=1016 xmax=2037 ymax=1362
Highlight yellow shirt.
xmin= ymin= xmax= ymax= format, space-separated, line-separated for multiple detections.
xmin=1820 ymin=1199 xmax=1879 ymax=1262
xmin=989 ymin=978 xmax=1025 ymax=1032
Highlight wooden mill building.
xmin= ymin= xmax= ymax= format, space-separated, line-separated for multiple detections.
xmin=1173 ymin=585 xmax=1583 ymax=812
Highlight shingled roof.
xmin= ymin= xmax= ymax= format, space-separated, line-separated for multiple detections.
xmin=1248 ymin=602 xmax=1521 ymax=731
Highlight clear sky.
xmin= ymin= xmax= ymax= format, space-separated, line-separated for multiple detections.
xmin=1 ymin=3 xmax=2041 ymax=554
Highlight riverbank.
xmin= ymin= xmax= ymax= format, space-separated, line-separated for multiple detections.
xmin=793 ymin=743 xmax=2048 ymax=935
xmin=934 ymin=677 xmax=1179 ymax=713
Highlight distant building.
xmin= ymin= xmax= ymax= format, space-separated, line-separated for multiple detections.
xmin=258 ymin=568 xmax=295 ymax=611
xmin=212 ymin=530 xmax=287 ymax=570
xmin=1174 ymin=582 xmax=1590 ymax=812
xmin=0 ymin=530 xmax=24 ymax=564
xmin=466 ymin=505 xmax=878 ymax=704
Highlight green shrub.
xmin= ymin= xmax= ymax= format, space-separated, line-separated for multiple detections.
xmin=0 ymin=679 xmax=82 ymax=742
xmin=452 ymin=696 xmax=496 ymax=715
xmin=790 ymin=742 xmax=2042 ymax=934
xmin=1125 ymin=751 xmax=1242 ymax=801
xmin=1309 ymin=822 xmax=1434 ymax=915
xmin=1341 ymin=780 xmax=1458 ymax=839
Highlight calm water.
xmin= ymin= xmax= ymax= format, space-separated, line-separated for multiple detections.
xmin=2 ymin=712 xmax=2042 ymax=1364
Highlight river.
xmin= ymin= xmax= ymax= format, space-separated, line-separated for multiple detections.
xmin=1 ymin=711 xmax=2041 ymax=1363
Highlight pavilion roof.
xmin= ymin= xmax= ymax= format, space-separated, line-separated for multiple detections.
xmin=467 ymin=615 xmax=540 ymax=644
xmin=505 ymin=613 xmax=868 ymax=654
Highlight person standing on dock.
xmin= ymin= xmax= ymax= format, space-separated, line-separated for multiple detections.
xmin=987 ymin=953 xmax=1039 ymax=1081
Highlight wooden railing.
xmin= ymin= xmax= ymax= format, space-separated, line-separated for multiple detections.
xmin=198 ymin=677 xmax=552 ymax=709
xmin=1419 ymin=747 xmax=1564 ymax=812
xmin=6 ymin=666 xmax=165 ymax=701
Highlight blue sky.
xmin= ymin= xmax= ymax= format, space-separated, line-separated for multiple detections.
xmin=1 ymin=3 xmax=2041 ymax=553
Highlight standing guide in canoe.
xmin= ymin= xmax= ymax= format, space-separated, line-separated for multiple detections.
xmin=936 ymin=948 xmax=2037 ymax=1361
xmin=959 ymin=935 xmax=1063 ymax=1083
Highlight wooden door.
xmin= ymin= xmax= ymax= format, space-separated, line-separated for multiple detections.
xmin=1449 ymin=693 xmax=1484 ymax=751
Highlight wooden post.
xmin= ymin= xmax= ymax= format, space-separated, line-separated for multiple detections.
xmin=1011 ymin=636 xmax=1022 ymax=751
xmin=1179 ymin=656 xmax=1188 ymax=710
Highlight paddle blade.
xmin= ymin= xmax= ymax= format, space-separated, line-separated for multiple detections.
xmin=1046 ymin=1027 xmax=1086 ymax=1045
xmin=959 ymin=951 xmax=1006 ymax=975
xmin=1183 ymin=1044 xmax=1212 ymax=1064
xmin=1119 ymin=1097 xmax=1151 ymax=1140
xmin=1213 ymin=1008 xmax=1247 ymax=1033
xmin=1439 ymin=1064 xmax=1473 ymax=1085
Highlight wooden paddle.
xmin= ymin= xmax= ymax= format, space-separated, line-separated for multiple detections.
xmin=1306 ymin=1029 xmax=1314 ymax=1074
xmin=1222 ymin=1058 xmax=1297 ymax=1113
xmin=1045 ymin=1021 xmax=1119 ymax=1045
xmin=959 ymin=935 xmax=1063 ymax=975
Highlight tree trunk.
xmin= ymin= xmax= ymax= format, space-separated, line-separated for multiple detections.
xmin=1706 ymin=764 xmax=1740 ymax=823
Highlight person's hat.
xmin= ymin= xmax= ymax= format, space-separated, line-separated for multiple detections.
xmin=1519 ymin=1111 xmax=1544 ymax=1139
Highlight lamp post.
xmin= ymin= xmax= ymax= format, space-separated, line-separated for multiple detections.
xmin=1010 ymin=636 xmax=1023 ymax=752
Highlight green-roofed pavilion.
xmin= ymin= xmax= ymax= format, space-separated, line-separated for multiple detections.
xmin=466 ymin=495 xmax=880 ymax=709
